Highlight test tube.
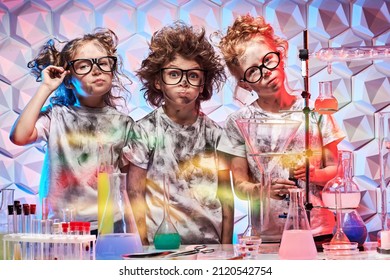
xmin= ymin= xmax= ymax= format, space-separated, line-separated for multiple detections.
xmin=7 ymin=205 xmax=14 ymax=234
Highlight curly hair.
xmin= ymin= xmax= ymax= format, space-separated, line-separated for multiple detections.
xmin=219 ymin=14 xmax=288 ymax=79
xmin=27 ymin=28 xmax=131 ymax=107
xmin=136 ymin=21 xmax=226 ymax=109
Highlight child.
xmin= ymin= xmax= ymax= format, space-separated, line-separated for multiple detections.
xmin=217 ymin=15 xmax=345 ymax=243
xmin=9 ymin=28 xmax=134 ymax=231
xmin=125 ymin=21 xmax=234 ymax=245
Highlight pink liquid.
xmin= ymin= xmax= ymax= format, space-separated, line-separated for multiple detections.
xmin=278 ymin=230 xmax=317 ymax=260
xmin=315 ymin=98 xmax=338 ymax=114
xmin=322 ymin=192 xmax=361 ymax=210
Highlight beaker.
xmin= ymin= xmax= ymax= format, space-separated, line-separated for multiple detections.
xmin=322 ymin=150 xmax=367 ymax=246
xmin=153 ymin=175 xmax=181 ymax=250
xmin=95 ymin=172 xmax=143 ymax=260
xmin=314 ymin=81 xmax=338 ymax=114
xmin=278 ymin=188 xmax=317 ymax=260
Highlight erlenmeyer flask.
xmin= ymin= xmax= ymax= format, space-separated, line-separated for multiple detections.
xmin=314 ymin=81 xmax=338 ymax=114
xmin=278 ymin=188 xmax=317 ymax=260
xmin=153 ymin=175 xmax=181 ymax=250
xmin=95 ymin=173 xmax=143 ymax=260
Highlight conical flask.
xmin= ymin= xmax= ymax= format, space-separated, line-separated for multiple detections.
xmin=153 ymin=175 xmax=181 ymax=250
xmin=95 ymin=173 xmax=143 ymax=260
xmin=278 ymin=188 xmax=317 ymax=260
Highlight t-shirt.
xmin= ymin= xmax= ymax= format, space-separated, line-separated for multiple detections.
xmin=124 ymin=106 xmax=223 ymax=245
xmin=218 ymin=97 xmax=345 ymax=241
xmin=36 ymin=104 xmax=134 ymax=230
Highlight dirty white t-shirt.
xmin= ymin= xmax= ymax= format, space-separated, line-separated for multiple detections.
xmin=36 ymin=104 xmax=134 ymax=230
xmin=218 ymin=97 xmax=345 ymax=241
xmin=125 ymin=106 xmax=223 ymax=245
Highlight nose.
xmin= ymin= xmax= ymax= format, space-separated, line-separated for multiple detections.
xmin=91 ymin=63 xmax=102 ymax=74
xmin=262 ymin=68 xmax=272 ymax=78
xmin=180 ymin=74 xmax=189 ymax=86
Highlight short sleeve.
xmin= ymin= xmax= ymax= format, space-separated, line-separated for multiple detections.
xmin=122 ymin=121 xmax=152 ymax=170
xmin=217 ymin=114 xmax=246 ymax=158
xmin=35 ymin=105 xmax=52 ymax=142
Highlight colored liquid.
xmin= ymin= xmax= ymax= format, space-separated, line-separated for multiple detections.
xmin=154 ymin=233 xmax=181 ymax=250
xmin=97 ymin=172 xmax=113 ymax=234
xmin=343 ymin=225 xmax=367 ymax=246
xmin=95 ymin=233 xmax=143 ymax=260
xmin=322 ymin=192 xmax=361 ymax=212
xmin=278 ymin=230 xmax=317 ymax=260
xmin=315 ymin=98 xmax=338 ymax=114
xmin=0 ymin=233 xmax=4 ymax=260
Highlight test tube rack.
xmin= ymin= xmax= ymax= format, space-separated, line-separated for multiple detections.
xmin=2 ymin=233 xmax=96 ymax=260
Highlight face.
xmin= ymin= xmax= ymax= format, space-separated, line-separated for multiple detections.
xmin=155 ymin=55 xmax=204 ymax=108
xmin=68 ymin=41 xmax=113 ymax=107
xmin=237 ymin=41 xmax=285 ymax=98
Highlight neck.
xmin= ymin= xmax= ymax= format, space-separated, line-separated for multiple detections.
xmin=163 ymin=103 xmax=198 ymax=126
xmin=256 ymin=88 xmax=296 ymax=113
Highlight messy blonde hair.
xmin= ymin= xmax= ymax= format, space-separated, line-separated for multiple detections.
xmin=28 ymin=28 xmax=131 ymax=107
xmin=219 ymin=14 xmax=288 ymax=79
xmin=136 ymin=21 xmax=226 ymax=110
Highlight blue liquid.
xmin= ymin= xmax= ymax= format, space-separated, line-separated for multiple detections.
xmin=95 ymin=233 xmax=143 ymax=260
xmin=343 ymin=225 xmax=367 ymax=246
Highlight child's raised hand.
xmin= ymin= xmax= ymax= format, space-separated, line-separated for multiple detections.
xmin=40 ymin=65 xmax=70 ymax=92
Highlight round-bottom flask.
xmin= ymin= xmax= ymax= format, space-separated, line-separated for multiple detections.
xmin=153 ymin=176 xmax=181 ymax=250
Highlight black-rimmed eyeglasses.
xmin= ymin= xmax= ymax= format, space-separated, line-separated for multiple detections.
xmin=67 ymin=56 xmax=117 ymax=75
xmin=242 ymin=52 xmax=280 ymax=83
xmin=160 ymin=68 xmax=206 ymax=87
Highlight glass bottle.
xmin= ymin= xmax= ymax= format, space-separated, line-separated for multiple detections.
xmin=278 ymin=188 xmax=317 ymax=260
xmin=322 ymin=150 xmax=367 ymax=246
xmin=153 ymin=175 xmax=181 ymax=250
xmin=314 ymin=81 xmax=338 ymax=114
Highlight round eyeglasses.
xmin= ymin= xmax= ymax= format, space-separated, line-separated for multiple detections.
xmin=67 ymin=56 xmax=117 ymax=75
xmin=160 ymin=68 xmax=206 ymax=87
xmin=242 ymin=52 xmax=280 ymax=83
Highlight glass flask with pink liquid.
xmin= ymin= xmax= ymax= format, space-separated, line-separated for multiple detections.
xmin=278 ymin=188 xmax=317 ymax=259
xmin=314 ymin=81 xmax=338 ymax=114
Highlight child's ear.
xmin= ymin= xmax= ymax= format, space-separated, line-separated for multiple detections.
xmin=155 ymin=79 xmax=161 ymax=90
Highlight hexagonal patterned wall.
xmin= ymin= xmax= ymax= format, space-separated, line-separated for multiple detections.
xmin=0 ymin=0 xmax=389 ymax=242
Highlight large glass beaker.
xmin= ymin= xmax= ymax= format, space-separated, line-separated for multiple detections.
xmin=235 ymin=118 xmax=301 ymax=241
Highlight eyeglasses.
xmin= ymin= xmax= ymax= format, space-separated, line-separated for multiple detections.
xmin=160 ymin=68 xmax=206 ymax=87
xmin=67 ymin=56 xmax=117 ymax=75
xmin=242 ymin=52 xmax=280 ymax=83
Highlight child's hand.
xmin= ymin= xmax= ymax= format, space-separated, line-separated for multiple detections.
xmin=40 ymin=65 xmax=70 ymax=92
xmin=293 ymin=164 xmax=316 ymax=182
xmin=270 ymin=178 xmax=297 ymax=199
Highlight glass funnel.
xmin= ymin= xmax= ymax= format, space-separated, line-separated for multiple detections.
xmin=278 ymin=188 xmax=317 ymax=259
xmin=322 ymin=150 xmax=366 ymax=247
xmin=153 ymin=175 xmax=181 ymax=250
xmin=235 ymin=118 xmax=302 ymax=240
